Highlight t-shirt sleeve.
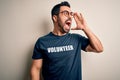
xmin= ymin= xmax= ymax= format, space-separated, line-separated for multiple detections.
xmin=79 ymin=35 xmax=90 ymax=51
xmin=32 ymin=39 xmax=43 ymax=59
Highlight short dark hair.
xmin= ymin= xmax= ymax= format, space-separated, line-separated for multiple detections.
xmin=51 ymin=1 xmax=70 ymax=21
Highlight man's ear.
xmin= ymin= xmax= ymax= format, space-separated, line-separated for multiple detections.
xmin=53 ymin=15 xmax=57 ymax=22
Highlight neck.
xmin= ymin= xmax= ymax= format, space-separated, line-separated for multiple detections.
xmin=52 ymin=29 xmax=67 ymax=36
xmin=52 ymin=25 xmax=67 ymax=36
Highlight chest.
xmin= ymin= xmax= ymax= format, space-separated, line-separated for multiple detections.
xmin=40 ymin=37 xmax=81 ymax=61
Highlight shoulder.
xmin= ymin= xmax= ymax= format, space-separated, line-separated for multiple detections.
xmin=37 ymin=32 xmax=52 ymax=41
xmin=69 ymin=33 xmax=83 ymax=38
xmin=69 ymin=33 xmax=89 ymax=42
xmin=34 ymin=33 xmax=51 ymax=45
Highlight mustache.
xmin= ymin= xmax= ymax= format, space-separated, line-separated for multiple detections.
xmin=65 ymin=18 xmax=72 ymax=22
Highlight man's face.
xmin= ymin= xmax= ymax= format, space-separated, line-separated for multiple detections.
xmin=57 ymin=6 xmax=73 ymax=33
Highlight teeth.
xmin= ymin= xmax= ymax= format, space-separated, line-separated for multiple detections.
xmin=66 ymin=21 xmax=70 ymax=23
xmin=67 ymin=22 xmax=71 ymax=24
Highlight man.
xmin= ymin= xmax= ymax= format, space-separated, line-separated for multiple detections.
xmin=30 ymin=1 xmax=103 ymax=80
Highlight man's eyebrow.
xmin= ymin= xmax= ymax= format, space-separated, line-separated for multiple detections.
xmin=61 ymin=10 xmax=72 ymax=12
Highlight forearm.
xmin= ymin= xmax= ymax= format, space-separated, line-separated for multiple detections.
xmin=31 ymin=67 xmax=40 ymax=80
xmin=72 ymin=13 xmax=103 ymax=52
xmin=83 ymin=26 xmax=103 ymax=52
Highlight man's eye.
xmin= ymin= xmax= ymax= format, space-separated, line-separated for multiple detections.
xmin=65 ymin=12 xmax=68 ymax=15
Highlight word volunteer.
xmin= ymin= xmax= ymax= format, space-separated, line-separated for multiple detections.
xmin=47 ymin=45 xmax=74 ymax=53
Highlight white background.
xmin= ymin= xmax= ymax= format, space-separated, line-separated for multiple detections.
xmin=0 ymin=0 xmax=120 ymax=80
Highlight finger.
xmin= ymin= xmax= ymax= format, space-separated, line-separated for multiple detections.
xmin=73 ymin=13 xmax=80 ymax=23
xmin=71 ymin=27 xmax=77 ymax=30
xmin=80 ymin=13 xmax=87 ymax=24
xmin=80 ymin=13 xmax=84 ymax=21
xmin=74 ymin=13 xmax=84 ymax=26
xmin=79 ymin=13 xmax=84 ymax=24
xmin=74 ymin=13 xmax=83 ymax=27
xmin=80 ymin=13 xmax=83 ymax=17
xmin=75 ymin=12 xmax=82 ymax=21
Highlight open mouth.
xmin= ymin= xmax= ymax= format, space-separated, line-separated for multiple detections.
xmin=65 ymin=21 xmax=71 ymax=26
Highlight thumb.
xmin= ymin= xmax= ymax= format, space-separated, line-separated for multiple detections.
xmin=71 ymin=27 xmax=77 ymax=30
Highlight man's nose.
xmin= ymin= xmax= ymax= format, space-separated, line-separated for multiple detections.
xmin=67 ymin=14 xmax=72 ymax=19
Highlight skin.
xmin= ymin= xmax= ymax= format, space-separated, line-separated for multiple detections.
xmin=52 ymin=6 xmax=73 ymax=35
xmin=30 ymin=6 xmax=103 ymax=80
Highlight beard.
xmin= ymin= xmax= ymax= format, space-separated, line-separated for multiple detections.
xmin=57 ymin=18 xmax=72 ymax=33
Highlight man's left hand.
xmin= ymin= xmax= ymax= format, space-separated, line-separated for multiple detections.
xmin=71 ymin=13 xmax=87 ymax=30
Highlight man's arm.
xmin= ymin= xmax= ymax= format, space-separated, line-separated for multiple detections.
xmin=30 ymin=59 xmax=43 ymax=80
xmin=83 ymin=26 xmax=103 ymax=53
xmin=71 ymin=13 xmax=103 ymax=53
